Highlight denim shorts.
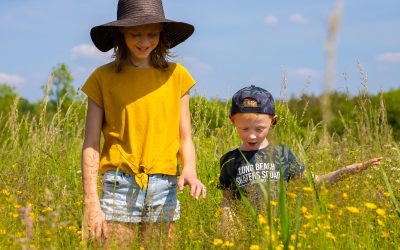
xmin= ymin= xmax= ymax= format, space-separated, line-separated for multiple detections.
xmin=100 ymin=170 xmax=180 ymax=223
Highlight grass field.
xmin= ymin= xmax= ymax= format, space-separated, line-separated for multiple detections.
xmin=0 ymin=88 xmax=399 ymax=249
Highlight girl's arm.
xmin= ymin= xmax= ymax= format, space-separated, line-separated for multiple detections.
xmin=177 ymin=93 xmax=206 ymax=199
xmin=82 ymin=98 xmax=109 ymax=240
xmin=314 ymin=157 xmax=383 ymax=185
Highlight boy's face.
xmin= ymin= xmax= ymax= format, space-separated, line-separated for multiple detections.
xmin=231 ymin=113 xmax=277 ymax=151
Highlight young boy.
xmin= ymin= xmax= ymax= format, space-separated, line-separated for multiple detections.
xmin=219 ymin=85 xmax=382 ymax=221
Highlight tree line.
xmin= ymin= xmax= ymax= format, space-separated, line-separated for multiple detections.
xmin=1 ymin=63 xmax=399 ymax=140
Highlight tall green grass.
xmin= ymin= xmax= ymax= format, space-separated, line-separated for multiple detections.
xmin=0 ymin=80 xmax=399 ymax=249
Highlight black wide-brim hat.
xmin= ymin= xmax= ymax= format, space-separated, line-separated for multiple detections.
xmin=90 ymin=0 xmax=194 ymax=52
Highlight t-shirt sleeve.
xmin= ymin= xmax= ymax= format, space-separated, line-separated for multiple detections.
xmin=218 ymin=153 xmax=235 ymax=190
xmin=281 ymin=145 xmax=305 ymax=181
xmin=176 ymin=64 xmax=196 ymax=96
xmin=81 ymin=69 xmax=104 ymax=108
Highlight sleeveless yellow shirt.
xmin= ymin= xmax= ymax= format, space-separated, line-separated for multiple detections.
xmin=82 ymin=62 xmax=195 ymax=188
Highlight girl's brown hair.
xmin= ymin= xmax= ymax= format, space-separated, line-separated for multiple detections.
xmin=113 ymin=29 xmax=170 ymax=72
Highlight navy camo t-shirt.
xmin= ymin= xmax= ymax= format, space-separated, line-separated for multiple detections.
xmin=219 ymin=144 xmax=305 ymax=204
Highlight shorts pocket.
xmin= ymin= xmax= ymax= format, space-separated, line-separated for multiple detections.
xmin=166 ymin=175 xmax=177 ymax=189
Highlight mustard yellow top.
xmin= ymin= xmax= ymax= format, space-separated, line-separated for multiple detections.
xmin=82 ymin=62 xmax=195 ymax=188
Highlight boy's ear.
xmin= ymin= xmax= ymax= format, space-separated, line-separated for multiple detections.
xmin=272 ymin=115 xmax=278 ymax=125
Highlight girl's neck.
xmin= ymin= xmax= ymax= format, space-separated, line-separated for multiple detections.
xmin=128 ymin=57 xmax=152 ymax=68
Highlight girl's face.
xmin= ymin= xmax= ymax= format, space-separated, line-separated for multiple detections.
xmin=231 ymin=113 xmax=277 ymax=151
xmin=120 ymin=23 xmax=162 ymax=67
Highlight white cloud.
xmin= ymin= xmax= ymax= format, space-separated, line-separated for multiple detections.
xmin=72 ymin=66 xmax=91 ymax=77
xmin=290 ymin=13 xmax=308 ymax=24
xmin=375 ymin=52 xmax=400 ymax=63
xmin=289 ymin=67 xmax=320 ymax=79
xmin=70 ymin=44 xmax=113 ymax=61
xmin=180 ymin=56 xmax=212 ymax=75
xmin=263 ymin=15 xmax=278 ymax=26
xmin=0 ymin=73 xmax=25 ymax=85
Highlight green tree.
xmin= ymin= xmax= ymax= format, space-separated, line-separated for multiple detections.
xmin=381 ymin=89 xmax=400 ymax=140
xmin=46 ymin=63 xmax=76 ymax=113
xmin=0 ymin=83 xmax=18 ymax=115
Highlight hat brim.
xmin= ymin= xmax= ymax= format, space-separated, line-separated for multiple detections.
xmin=90 ymin=17 xmax=194 ymax=52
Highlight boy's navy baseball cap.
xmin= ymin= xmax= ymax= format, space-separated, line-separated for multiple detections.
xmin=230 ymin=85 xmax=276 ymax=119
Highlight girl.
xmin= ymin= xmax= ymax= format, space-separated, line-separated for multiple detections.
xmin=81 ymin=0 xmax=206 ymax=248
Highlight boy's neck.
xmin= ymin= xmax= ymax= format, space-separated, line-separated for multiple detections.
xmin=239 ymin=139 xmax=270 ymax=151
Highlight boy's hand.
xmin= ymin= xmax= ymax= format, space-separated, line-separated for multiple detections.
xmin=178 ymin=170 xmax=206 ymax=199
xmin=347 ymin=157 xmax=383 ymax=172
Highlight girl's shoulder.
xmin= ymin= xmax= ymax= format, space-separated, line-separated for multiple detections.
xmin=168 ymin=62 xmax=191 ymax=74
xmin=92 ymin=62 xmax=117 ymax=75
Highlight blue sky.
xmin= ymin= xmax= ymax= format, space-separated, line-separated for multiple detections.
xmin=1 ymin=0 xmax=399 ymax=102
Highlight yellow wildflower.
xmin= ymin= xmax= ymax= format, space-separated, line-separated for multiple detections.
xmin=222 ymin=241 xmax=234 ymax=247
xmin=383 ymin=192 xmax=391 ymax=197
xmin=0 ymin=228 xmax=6 ymax=235
xmin=326 ymin=232 xmax=336 ymax=241
xmin=15 ymin=231 xmax=24 ymax=238
xmin=287 ymin=192 xmax=298 ymax=199
xmin=327 ymin=204 xmax=337 ymax=210
xmin=346 ymin=206 xmax=360 ymax=214
xmin=364 ymin=202 xmax=377 ymax=209
xmin=311 ymin=227 xmax=319 ymax=234
xmin=258 ymin=214 xmax=267 ymax=225
xmin=376 ymin=208 xmax=386 ymax=217
xmin=303 ymin=187 xmax=313 ymax=193
xmin=270 ymin=201 xmax=278 ymax=206
xmin=249 ymin=245 xmax=260 ymax=250
xmin=322 ymin=224 xmax=331 ymax=230
xmin=377 ymin=219 xmax=385 ymax=227
xmin=380 ymin=232 xmax=390 ymax=238
xmin=68 ymin=226 xmax=78 ymax=233
xmin=320 ymin=186 xmax=329 ymax=195
xmin=213 ymin=238 xmax=223 ymax=246
xmin=298 ymin=231 xmax=307 ymax=238
xmin=304 ymin=213 xmax=313 ymax=220
xmin=301 ymin=206 xmax=308 ymax=214
xmin=42 ymin=207 xmax=54 ymax=213
xmin=342 ymin=193 xmax=348 ymax=200
xmin=1 ymin=189 xmax=10 ymax=196
xmin=139 ymin=247 xmax=145 ymax=250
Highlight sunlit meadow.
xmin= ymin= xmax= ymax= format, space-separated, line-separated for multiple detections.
xmin=1 ymin=1 xmax=399 ymax=249
xmin=0 ymin=75 xmax=399 ymax=249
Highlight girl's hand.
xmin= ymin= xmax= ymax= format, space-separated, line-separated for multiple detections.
xmin=178 ymin=171 xmax=206 ymax=200
xmin=83 ymin=203 xmax=109 ymax=241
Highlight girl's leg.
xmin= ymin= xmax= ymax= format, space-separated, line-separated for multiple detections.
xmin=103 ymin=221 xmax=139 ymax=250
xmin=140 ymin=222 xmax=175 ymax=250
